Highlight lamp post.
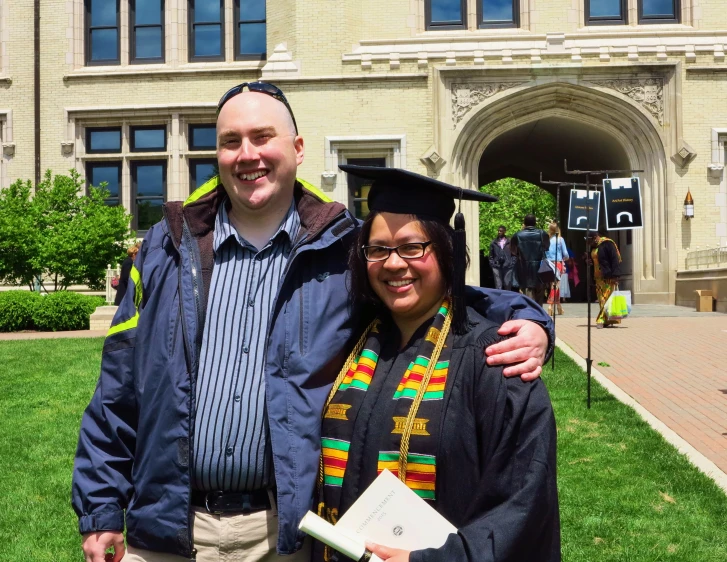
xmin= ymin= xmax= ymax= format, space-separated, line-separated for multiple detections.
xmin=684 ymin=189 xmax=694 ymax=219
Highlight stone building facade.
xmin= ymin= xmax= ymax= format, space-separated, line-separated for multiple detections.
xmin=2 ymin=0 xmax=726 ymax=304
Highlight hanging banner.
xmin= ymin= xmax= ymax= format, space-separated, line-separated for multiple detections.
xmin=603 ymin=178 xmax=643 ymax=230
xmin=568 ymin=189 xmax=601 ymax=231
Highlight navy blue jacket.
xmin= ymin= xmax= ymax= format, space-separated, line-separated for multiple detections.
xmin=72 ymin=178 xmax=554 ymax=558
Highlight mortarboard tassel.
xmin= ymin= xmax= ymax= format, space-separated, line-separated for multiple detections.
xmin=452 ymin=208 xmax=469 ymax=335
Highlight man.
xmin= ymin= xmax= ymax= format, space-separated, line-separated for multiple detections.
xmin=511 ymin=214 xmax=550 ymax=305
xmin=489 ymin=225 xmax=514 ymax=291
xmin=73 ymin=83 xmax=554 ymax=562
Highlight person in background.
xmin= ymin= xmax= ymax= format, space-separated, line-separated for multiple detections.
xmin=587 ymin=231 xmax=622 ymax=328
xmin=511 ymin=215 xmax=549 ymax=306
xmin=545 ymin=223 xmax=568 ymax=316
xmin=489 ymin=225 xmax=514 ymax=291
xmin=314 ymin=165 xmax=560 ymax=562
xmin=559 ymin=245 xmax=574 ymax=303
xmin=113 ymin=242 xmax=141 ymax=306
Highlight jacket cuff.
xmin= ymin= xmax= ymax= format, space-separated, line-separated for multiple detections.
xmin=78 ymin=509 xmax=125 ymax=535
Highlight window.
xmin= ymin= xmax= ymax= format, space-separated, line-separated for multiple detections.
xmin=130 ymin=125 xmax=167 ymax=152
xmin=426 ymin=0 xmax=466 ymax=30
xmin=189 ymin=0 xmax=224 ymax=61
xmin=585 ymin=0 xmax=628 ymax=25
xmin=346 ymin=158 xmax=386 ymax=220
xmin=235 ymin=0 xmax=266 ymax=60
xmin=479 ymin=0 xmax=519 ymax=28
xmin=189 ymin=124 xmax=217 ymax=150
xmin=130 ymin=0 xmax=164 ymax=63
xmin=87 ymin=127 xmax=122 ymax=153
xmin=131 ymin=160 xmax=167 ymax=232
xmin=85 ymin=0 xmax=120 ymax=64
xmin=639 ymin=0 xmax=680 ymax=23
xmin=86 ymin=161 xmax=122 ymax=206
xmin=190 ymin=158 xmax=218 ymax=189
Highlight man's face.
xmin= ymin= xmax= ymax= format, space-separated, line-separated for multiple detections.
xmin=216 ymin=92 xmax=304 ymax=213
xmin=498 ymin=227 xmax=506 ymax=238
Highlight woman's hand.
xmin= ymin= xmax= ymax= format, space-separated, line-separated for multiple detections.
xmin=366 ymin=542 xmax=410 ymax=562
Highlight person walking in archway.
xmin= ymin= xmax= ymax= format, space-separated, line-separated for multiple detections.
xmin=545 ymin=223 xmax=568 ymax=316
xmin=489 ymin=225 xmax=515 ymax=291
xmin=587 ymin=232 xmax=622 ymax=328
xmin=511 ymin=214 xmax=549 ymax=305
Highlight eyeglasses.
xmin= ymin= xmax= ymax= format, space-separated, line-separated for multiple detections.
xmin=216 ymin=82 xmax=298 ymax=134
xmin=362 ymin=241 xmax=433 ymax=263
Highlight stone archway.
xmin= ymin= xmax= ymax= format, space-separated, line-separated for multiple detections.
xmin=434 ymin=77 xmax=674 ymax=304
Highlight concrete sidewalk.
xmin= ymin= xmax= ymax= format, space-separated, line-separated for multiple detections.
xmin=554 ymin=304 xmax=727 ymax=488
xmin=0 ymin=329 xmax=106 ymax=340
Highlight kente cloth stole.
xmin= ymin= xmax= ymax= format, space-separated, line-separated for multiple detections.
xmin=318 ymin=300 xmax=453 ymax=527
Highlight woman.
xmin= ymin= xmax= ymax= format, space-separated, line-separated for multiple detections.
xmin=588 ymin=232 xmax=622 ymax=328
xmin=314 ymin=166 xmax=560 ymax=562
xmin=545 ymin=223 xmax=568 ymax=316
xmin=559 ymin=246 xmax=574 ymax=303
xmin=113 ymin=242 xmax=141 ymax=306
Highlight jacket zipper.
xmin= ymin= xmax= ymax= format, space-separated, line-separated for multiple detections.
xmin=180 ymin=218 xmax=205 ymax=559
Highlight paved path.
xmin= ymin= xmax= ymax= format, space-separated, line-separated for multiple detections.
xmin=555 ymin=304 xmax=727 ymax=477
xmin=0 ymin=329 xmax=106 ymax=340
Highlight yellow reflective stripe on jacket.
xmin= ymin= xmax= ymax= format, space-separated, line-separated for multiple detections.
xmin=184 ymin=175 xmax=221 ymax=207
xmin=297 ymin=178 xmax=332 ymax=203
xmin=107 ymin=264 xmax=144 ymax=336
xmin=107 ymin=311 xmax=139 ymax=336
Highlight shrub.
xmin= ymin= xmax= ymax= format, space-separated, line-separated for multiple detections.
xmin=0 ymin=291 xmax=41 ymax=332
xmin=31 ymin=291 xmax=102 ymax=332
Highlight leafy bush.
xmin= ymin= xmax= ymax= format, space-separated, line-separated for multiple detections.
xmin=0 ymin=291 xmax=41 ymax=332
xmin=31 ymin=292 xmax=103 ymax=332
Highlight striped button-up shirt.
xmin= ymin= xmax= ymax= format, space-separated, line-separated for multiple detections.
xmin=192 ymin=199 xmax=300 ymax=492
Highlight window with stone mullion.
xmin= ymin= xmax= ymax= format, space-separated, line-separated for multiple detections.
xmin=85 ymin=0 xmax=121 ymax=65
xmin=130 ymin=0 xmax=165 ymax=63
xmin=479 ymin=0 xmax=519 ymax=28
xmin=235 ymin=0 xmax=266 ymax=60
xmin=189 ymin=0 xmax=225 ymax=62
xmin=425 ymin=0 xmax=466 ymax=30
xmin=585 ymin=0 xmax=628 ymax=25
xmin=638 ymin=0 xmax=680 ymax=23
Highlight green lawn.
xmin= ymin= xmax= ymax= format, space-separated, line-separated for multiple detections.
xmin=0 ymin=339 xmax=725 ymax=561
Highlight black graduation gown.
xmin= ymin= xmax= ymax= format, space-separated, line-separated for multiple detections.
xmin=316 ymin=307 xmax=560 ymax=562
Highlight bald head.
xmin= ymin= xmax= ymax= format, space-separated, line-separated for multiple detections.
xmin=217 ymin=91 xmax=297 ymax=138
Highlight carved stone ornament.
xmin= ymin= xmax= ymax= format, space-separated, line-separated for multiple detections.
xmin=673 ymin=141 xmax=697 ymax=168
xmin=2 ymin=142 xmax=15 ymax=157
xmin=320 ymin=170 xmax=337 ymax=191
xmin=588 ymin=78 xmax=664 ymax=126
xmin=61 ymin=141 xmax=74 ymax=156
xmin=452 ymin=82 xmax=526 ymax=126
xmin=420 ymin=145 xmax=447 ymax=178
xmin=708 ymin=163 xmax=724 ymax=179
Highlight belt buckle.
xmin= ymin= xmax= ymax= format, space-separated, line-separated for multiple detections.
xmin=204 ymin=491 xmax=224 ymax=515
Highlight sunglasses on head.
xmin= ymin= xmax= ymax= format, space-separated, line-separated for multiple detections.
xmin=216 ymin=81 xmax=298 ymax=134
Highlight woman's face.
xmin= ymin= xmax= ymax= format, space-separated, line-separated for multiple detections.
xmin=366 ymin=212 xmax=446 ymax=327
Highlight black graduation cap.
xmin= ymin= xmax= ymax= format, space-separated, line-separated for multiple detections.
xmin=339 ymin=164 xmax=498 ymax=334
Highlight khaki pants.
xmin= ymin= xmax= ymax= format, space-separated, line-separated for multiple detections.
xmin=122 ymin=508 xmax=310 ymax=562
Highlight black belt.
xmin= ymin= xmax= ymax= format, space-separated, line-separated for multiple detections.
xmin=191 ymin=489 xmax=273 ymax=515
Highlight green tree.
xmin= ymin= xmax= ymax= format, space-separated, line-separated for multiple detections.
xmin=0 ymin=170 xmax=133 ymax=291
xmin=478 ymin=177 xmax=557 ymax=250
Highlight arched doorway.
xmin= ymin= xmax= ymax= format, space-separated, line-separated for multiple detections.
xmin=478 ymin=116 xmax=632 ymax=301
xmin=442 ymin=80 xmax=672 ymax=304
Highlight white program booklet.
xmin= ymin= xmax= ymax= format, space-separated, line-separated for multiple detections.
xmin=334 ymin=469 xmax=457 ymax=552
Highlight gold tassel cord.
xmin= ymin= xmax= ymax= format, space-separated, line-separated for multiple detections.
xmin=398 ymin=311 xmax=452 ymax=484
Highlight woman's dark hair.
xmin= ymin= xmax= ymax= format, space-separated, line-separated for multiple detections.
xmin=348 ymin=211 xmax=470 ymax=315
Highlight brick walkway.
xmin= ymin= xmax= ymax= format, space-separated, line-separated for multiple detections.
xmin=555 ymin=312 xmax=727 ymax=475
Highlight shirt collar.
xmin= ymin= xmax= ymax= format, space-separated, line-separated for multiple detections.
xmin=213 ymin=198 xmax=300 ymax=253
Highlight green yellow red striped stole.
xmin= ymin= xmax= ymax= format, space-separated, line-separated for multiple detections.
xmin=318 ymin=299 xmax=452 ymax=518
xmin=377 ymin=451 xmax=436 ymax=500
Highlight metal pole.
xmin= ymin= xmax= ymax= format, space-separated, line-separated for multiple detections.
xmin=585 ymin=173 xmax=592 ymax=409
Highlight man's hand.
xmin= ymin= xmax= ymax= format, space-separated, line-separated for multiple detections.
xmin=82 ymin=531 xmax=125 ymax=562
xmin=367 ymin=541 xmax=410 ymax=562
xmin=485 ymin=319 xmax=548 ymax=381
